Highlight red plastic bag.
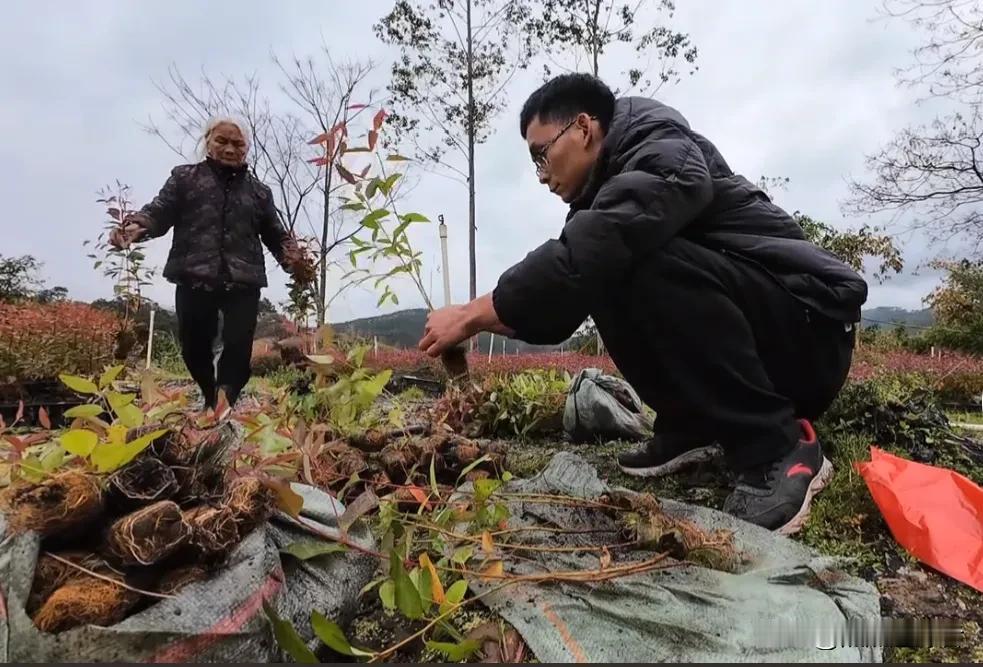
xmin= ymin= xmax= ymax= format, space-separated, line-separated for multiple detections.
xmin=856 ymin=447 xmax=983 ymax=592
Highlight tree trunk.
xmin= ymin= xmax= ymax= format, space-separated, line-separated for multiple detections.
xmin=466 ymin=0 xmax=477 ymax=350
xmin=590 ymin=0 xmax=601 ymax=76
xmin=318 ymin=155 xmax=334 ymax=327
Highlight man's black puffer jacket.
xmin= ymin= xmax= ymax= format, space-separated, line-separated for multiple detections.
xmin=129 ymin=158 xmax=291 ymax=288
xmin=492 ymin=97 xmax=869 ymax=344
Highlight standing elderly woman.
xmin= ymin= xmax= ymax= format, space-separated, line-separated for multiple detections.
xmin=111 ymin=117 xmax=305 ymax=409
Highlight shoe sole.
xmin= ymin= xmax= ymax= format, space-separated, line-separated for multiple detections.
xmin=776 ymin=457 xmax=834 ymax=536
xmin=618 ymin=444 xmax=723 ymax=478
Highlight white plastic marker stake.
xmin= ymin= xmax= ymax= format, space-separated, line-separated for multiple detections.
xmin=438 ymin=215 xmax=451 ymax=308
xmin=145 ymin=309 xmax=156 ymax=369
xmin=488 ymin=333 xmax=495 ymax=361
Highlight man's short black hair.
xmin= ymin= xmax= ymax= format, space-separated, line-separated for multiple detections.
xmin=519 ymin=73 xmax=616 ymax=139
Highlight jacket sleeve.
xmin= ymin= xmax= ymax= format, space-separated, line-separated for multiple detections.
xmin=128 ymin=167 xmax=183 ymax=238
xmin=257 ymin=185 xmax=292 ymax=271
xmin=492 ymin=127 xmax=713 ymax=343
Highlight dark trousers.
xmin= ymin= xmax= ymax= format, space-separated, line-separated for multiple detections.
xmin=175 ymin=284 xmax=260 ymax=407
xmin=594 ymin=237 xmax=855 ymax=472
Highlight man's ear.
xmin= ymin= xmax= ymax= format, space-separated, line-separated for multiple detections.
xmin=577 ymin=112 xmax=593 ymax=145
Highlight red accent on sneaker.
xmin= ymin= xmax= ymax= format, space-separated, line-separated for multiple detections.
xmin=799 ymin=419 xmax=817 ymax=444
xmin=786 ymin=463 xmax=813 ymax=478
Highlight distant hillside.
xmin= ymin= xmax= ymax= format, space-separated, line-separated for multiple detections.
xmin=861 ymin=307 xmax=934 ymax=330
xmin=332 ymin=308 xmax=562 ymax=354
xmin=332 ymin=306 xmax=937 ymax=349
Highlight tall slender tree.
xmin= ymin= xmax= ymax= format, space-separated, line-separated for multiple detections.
xmin=375 ymin=0 xmax=536 ymax=303
xmin=524 ymin=0 xmax=698 ymax=94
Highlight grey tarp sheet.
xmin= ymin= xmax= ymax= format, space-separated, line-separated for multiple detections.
xmin=466 ymin=452 xmax=882 ymax=663
xmin=564 ymin=368 xmax=653 ymax=443
xmin=0 ymin=482 xmax=375 ymax=663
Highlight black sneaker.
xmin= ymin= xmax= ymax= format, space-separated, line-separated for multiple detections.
xmin=722 ymin=420 xmax=834 ymax=535
xmin=617 ymin=432 xmax=723 ymax=478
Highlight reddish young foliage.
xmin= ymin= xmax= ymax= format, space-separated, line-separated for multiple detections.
xmin=363 ymin=348 xmax=617 ymax=378
xmin=0 ymin=302 xmax=120 ymax=380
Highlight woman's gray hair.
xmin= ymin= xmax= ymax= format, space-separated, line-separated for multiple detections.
xmin=197 ymin=116 xmax=251 ymax=159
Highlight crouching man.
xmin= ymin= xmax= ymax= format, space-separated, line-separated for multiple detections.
xmin=418 ymin=74 xmax=866 ymax=535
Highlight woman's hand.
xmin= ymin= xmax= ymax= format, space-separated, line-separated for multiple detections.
xmin=109 ymin=221 xmax=146 ymax=249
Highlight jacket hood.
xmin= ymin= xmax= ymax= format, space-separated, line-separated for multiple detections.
xmin=571 ymin=97 xmax=691 ymax=213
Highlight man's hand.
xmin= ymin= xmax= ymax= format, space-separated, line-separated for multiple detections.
xmin=418 ymin=293 xmax=515 ymax=357
xmin=108 ymin=221 xmax=146 ymax=250
xmin=419 ymin=305 xmax=474 ymax=357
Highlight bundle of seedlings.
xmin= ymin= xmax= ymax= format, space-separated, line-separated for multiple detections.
xmin=601 ymin=490 xmax=744 ymax=572
xmin=0 ymin=423 xmax=280 ymax=634
xmin=311 ymin=430 xmax=508 ymax=503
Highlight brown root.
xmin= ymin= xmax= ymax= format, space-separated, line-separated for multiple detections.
xmin=108 ymin=456 xmax=178 ymax=506
xmin=104 ymin=500 xmax=191 ymax=566
xmin=156 ymin=564 xmax=210 ymax=596
xmin=172 ymin=463 xmax=225 ymax=506
xmin=183 ymin=505 xmax=239 ymax=558
xmin=604 ymin=491 xmax=743 ymax=572
xmin=27 ymin=551 xmax=106 ymax=615
xmin=347 ymin=428 xmax=392 ymax=453
xmin=149 ymin=423 xmax=226 ymax=467
xmin=33 ymin=575 xmax=141 ymax=633
xmin=1 ymin=471 xmax=104 ymax=537
xmin=223 ymin=476 xmax=276 ymax=536
xmin=440 ymin=345 xmax=469 ymax=380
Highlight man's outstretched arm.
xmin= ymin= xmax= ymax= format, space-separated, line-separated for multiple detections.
xmin=418 ymin=293 xmax=514 ymax=357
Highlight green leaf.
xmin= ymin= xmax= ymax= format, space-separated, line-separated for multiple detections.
xmin=360 ymin=208 xmax=389 ymax=230
xmin=310 ymin=610 xmax=369 ymax=657
xmin=386 ymin=154 xmax=410 ymax=161
xmin=390 ymin=551 xmax=424 ymax=620
xmin=429 ymin=454 xmax=440 ymax=499
xmin=426 ymin=639 xmax=480 ymax=662
xmin=457 ymin=454 xmax=491 ymax=482
xmin=451 ymin=545 xmax=473 ymax=565
xmin=365 ymin=178 xmax=379 ymax=199
xmin=445 ymin=579 xmax=468 ymax=605
xmin=378 ymin=173 xmax=401 ymax=195
xmin=341 ymin=201 xmax=366 ymax=212
xmin=89 ymin=442 xmax=127 ymax=473
xmin=263 ymin=602 xmax=318 ymax=663
xmin=64 ymin=404 xmax=104 ymax=419
xmin=399 ymin=212 xmax=429 ymax=224
xmin=281 ymin=540 xmax=348 ymax=560
xmin=99 ymin=365 xmax=124 ymax=389
xmin=116 ymin=403 xmax=145 ymax=429
xmin=41 ymin=446 xmax=66 ymax=472
xmin=59 ymin=429 xmax=98 ymax=457
xmin=117 ymin=428 xmax=168 ymax=467
xmin=18 ymin=455 xmax=45 ymax=482
xmin=107 ymin=391 xmax=136 ymax=414
xmin=474 ymin=478 xmax=503 ymax=505
xmin=379 ymin=579 xmax=396 ymax=611
xmin=502 ymin=471 xmax=514 ymax=482
xmin=59 ymin=374 xmax=98 ymax=395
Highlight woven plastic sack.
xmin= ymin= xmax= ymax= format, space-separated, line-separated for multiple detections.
xmin=563 ymin=368 xmax=653 ymax=442
xmin=0 ymin=483 xmax=376 ymax=663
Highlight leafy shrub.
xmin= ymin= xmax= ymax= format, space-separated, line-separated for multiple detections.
xmin=150 ymin=329 xmax=185 ymax=374
xmin=0 ymin=302 xmax=119 ymax=380
xmin=251 ymin=352 xmax=285 ymax=376
xmin=434 ymin=369 xmax=572 ymax=439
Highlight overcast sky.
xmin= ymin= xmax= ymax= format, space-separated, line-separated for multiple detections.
xmin=0 ymin=0 xmax=953 ymax=321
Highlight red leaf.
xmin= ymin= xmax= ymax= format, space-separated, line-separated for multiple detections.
xmin=368 ymin=129 xmax=379 ymax=152
xmin=336 ymin=164 xmax=357 ymax=185
xmin=38 ymin=407 xmax=51 ymax=430
xmin=329 ymin=121 xmax=347 ymax=137
xmin=308 ymin=132 xmax=329 ymax=146
xmin=407 ymin=485 xmax=431 ymax=509
xmin=6 ymin=436 xmax=25 ymax=453
xmin=308 ymin=156 xmax=330 ymax=167
xmin=359 ymin=164 xmax=371 ymax=178
xmin=347 ymin=104 xmax=369 ymax=110
xmin=15 ymin=400 xmax=24 ymax=424
xmin=372 ymin=109 xmax=387 ymax=131
xmin=107 ymin=207 xmax=121 ymax=220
